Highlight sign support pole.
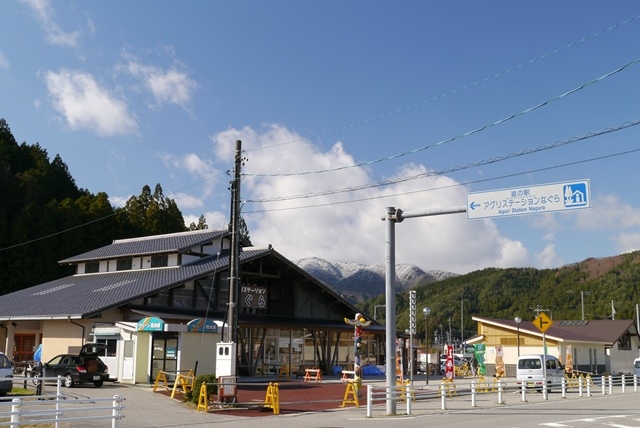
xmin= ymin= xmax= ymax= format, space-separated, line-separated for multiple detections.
xmin=383 ymin=205 xmax=466 ymax=415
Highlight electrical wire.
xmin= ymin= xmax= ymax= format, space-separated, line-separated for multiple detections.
xmin=243 ymin=148 xmax=640 ymax=214
xmin=244 ymin=14 xmax=640 ymax=154
xmin=246 ymin=119 xmax=640 ymax=204
xmin=244 ymin=56 xmax=640 ymax=177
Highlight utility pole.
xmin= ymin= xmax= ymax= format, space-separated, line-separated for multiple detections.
xmin=460 ymin=293 xmax=464 ymax=349
xmin=581 ymin=290 xmax=590 ymax=321
xmin=227 ymin=140 xmax=243 ymax=343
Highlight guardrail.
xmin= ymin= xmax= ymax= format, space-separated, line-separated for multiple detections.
xmin=0 ymin=376 xmax=125 ymax=427
xmin=365 ymin=374 xmax=640 ymax=417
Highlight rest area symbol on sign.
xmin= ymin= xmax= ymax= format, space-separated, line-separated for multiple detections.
xmin=466 ymin=179 xmax=590 ymax=220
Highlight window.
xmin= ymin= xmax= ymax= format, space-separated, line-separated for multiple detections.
xmin=85 ymin=262 xmax=99 ymax=273
xmin=618 ymin=332 xmax=631 ymax=350
xmin=151 ymin=255 xmax=168 ymax=268
xmin=116 ymin=259 xmax=132 ymax=271
xmin=96 ymin=338 xmax=118 ymax=356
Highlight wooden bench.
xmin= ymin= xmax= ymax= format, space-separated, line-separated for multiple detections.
xmin=303 ymin=368 xmax=323 ymax=382
xmin=341 ymin=370 xmax=356 ymax=382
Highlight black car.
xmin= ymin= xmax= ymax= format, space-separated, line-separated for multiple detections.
xmin=32 ymin=343 xmax=109 ymax=387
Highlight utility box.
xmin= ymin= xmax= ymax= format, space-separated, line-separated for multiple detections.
xmin=216 ymin=342 xmax=237 ymax=378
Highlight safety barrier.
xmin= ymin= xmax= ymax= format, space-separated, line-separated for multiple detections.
xmin=0 ymin=376 xmax=125 ymax=427
xmin=365 ymin=374 xmax=640 ymax=417
xmin=194 ymin=379 xmax=366 ymax=414
xmin=303 ymin=368 xmax=323 ymax=382
xmin=152 ymin=369 xmax=195 ymax=399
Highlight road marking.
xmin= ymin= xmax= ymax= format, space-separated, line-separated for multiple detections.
xmin=540 ymin=415 xmax=632 ymax=427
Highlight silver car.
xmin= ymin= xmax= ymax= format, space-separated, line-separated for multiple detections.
xmin=0 ymin=353 xmax=13 ymax=395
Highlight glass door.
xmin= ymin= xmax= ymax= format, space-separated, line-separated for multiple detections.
xmin=150 ymin=333 xmax=178 ymax=381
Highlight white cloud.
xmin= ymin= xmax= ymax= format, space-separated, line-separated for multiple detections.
xmin=183 ymin=211 xmax=228 ymax=231
xmin=109 ymin=195 xmax=129 ymax=208
xmin=209 ymin=125 xmax=531 ymax=274
xmin=576 ymin=194 xmax=640 ymax=230
xmin=614 ymin=232 xmax=640 ymax=255
xmin=44 ymin=69 xmax=138 ymax=136
xmin=119 ymin=50 xmax=196 ymax=109
xmin=158 ymin=152 xmax=222 ymax=200
xmin=535 ymin=244 xmax=561 ymax=268
xmin=0 ymin=51 xmax=8 ymax=69
xmin=169 ymin=192 xmax=205 ymax=210
xmin=21 ymin=0 xmax=80 ymax=47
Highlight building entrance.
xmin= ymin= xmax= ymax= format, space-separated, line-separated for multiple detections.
xmin=150 ymin=333 xmax=178 ymax=381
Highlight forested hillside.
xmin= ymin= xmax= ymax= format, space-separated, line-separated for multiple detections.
xmin=361 ymin=252 xmax=640 ymax=344
xmin=0 ymin=119 xmax=191 ymax=294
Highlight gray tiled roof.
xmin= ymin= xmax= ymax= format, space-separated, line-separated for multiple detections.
xmin=59 ymin=229 xmax=229 ymax=263
xmin=0 ymin=246 xmax=269 ymax=320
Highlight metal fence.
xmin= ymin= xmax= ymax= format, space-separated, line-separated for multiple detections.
xmin=0 ymin=376 xmax=125 ymax=427
xmin=365 ymin=374 xmax=640 ymax=417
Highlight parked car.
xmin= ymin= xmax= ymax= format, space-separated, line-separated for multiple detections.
xmin=0 ymin=352 xmax=13 ymax=395
xmin=32 ymin=343 xmax=109 ymax=387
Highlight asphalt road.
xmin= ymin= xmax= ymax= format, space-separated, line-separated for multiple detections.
xmin=19 ymin=377 xmax=640 ymax=428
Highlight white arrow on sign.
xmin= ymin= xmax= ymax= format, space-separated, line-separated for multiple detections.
xmin=467 ymin=179 xmax=590 ymax=220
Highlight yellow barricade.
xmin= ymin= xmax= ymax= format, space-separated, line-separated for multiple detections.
xmin=263 ymin=382 xmax=280 ymax=415
xmin=171 ymin=369 xmax=195 ymax=399
xmin=341 ymin=381 xmax=359 ymax=408
xmin=197 ymin=383 xmax=208 ymax=412
xmin=439 ymin=378 xmax=458 ymax=398
xmin=476 ymin=375 xmax=489 ymax=393
xmin=153 ymin=371 xmax=169 ymax=392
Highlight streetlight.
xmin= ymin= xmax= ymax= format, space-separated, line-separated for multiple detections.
xmin=514 ymin=317 xmax=521 ymax=357
xmin=423 ymin=307 xmax=431 ymax=385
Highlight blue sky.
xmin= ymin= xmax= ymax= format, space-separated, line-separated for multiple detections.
xmin=2 ymin=1 xmax=640 ymax=275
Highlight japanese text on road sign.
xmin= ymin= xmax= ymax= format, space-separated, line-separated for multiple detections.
xmin=467 ymin=180 xmax=590 ymax=220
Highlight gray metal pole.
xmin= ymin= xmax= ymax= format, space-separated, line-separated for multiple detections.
xmin=385 ymin=206 xmax=397 ymax=415
xmin=381 ymin=204 xmax=467 ymax=415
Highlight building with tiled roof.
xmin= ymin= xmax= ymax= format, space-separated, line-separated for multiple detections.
xmin=0 ymin=229 xmax=383 ymax=384
xmin=471 ymin=316 xmax=640 ymax=375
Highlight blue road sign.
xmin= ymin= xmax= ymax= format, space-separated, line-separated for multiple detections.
xmin=467 ymin=179 xmax=591 ymax=220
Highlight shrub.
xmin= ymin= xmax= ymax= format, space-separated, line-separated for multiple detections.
xmin=185 ymin=374 xmax=217 ymax=404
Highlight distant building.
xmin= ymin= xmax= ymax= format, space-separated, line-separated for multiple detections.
xmin=471 ymin=316 xmax=640 ymax=376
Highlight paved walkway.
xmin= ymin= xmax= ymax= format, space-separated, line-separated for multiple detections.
xmin=20 ymin=375 xmax=639 ymax=427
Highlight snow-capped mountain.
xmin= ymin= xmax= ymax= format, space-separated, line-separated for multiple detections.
xmin=294 ymin=257 xmax=457 ymax=303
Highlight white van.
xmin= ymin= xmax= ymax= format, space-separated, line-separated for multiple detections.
xmin=516 ymin=354 xmax=564 ymax=390
xmin=634 ymin=358 xmax=640 ymax=377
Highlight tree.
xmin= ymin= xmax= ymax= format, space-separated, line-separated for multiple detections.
xmin=189 ymin=214 xmax=208 ymax=230
xmin=239 ymin=216 xmax=252 ymax=246
xmin=119 ymin=184 xmax=187 ymax=236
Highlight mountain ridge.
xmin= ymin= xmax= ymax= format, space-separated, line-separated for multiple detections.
xmin=294 ymin=256 xmax=457 ymax=303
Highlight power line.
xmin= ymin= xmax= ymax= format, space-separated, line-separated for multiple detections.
xmin=243 ymin=147 xmax=640 ymax=214
xmin=244 ymin=14 xmax=640 ymax=154
xmin=244 ymin=56 xmax=640 ymax=178
xmin=0 ymin=171 xmax=230 ymax=254
xmin=246 ymin=119 xmax=640 ymax=204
